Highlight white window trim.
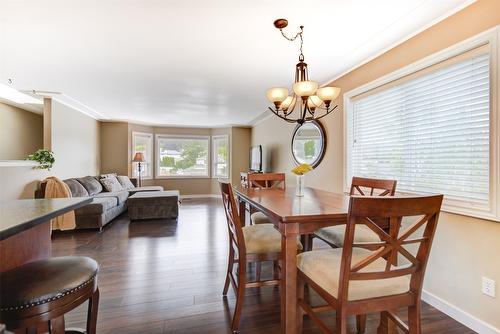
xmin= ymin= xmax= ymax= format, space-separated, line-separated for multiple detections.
xmin=211 ymin=134 xmax=230 ymax=179
xmin=155 ymin=134 xmax=211 ymax=179
xmin=131 ymin=131 xmax=153 ymax=180
xmin=343 ymin=25 xmax=500 ymax=222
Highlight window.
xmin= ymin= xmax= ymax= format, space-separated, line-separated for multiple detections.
xmin=345 ymin=40 xmax=497 ymax=219
xmin=132 ymin=132 xmax=153 ymax=179
xmin=156 ymin=135 xmax=209 ymax=178
xmin=212 ymin=135 xmax=229 ymax=178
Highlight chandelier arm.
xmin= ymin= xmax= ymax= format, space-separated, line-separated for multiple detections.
xmin=268 ymin=107 xmax=301 ymax=123
xmin=303 ymin=105 xmax=338 ymax=122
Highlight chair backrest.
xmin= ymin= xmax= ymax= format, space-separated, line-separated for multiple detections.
xmin=349 ymin=176 xmax=397 ymax=197
xmin=338 ymin=195 xmax=443 ymax=302
xmin=219 ymin=182 xmax=246 ymax=258
xmin=247 ymin=173 xmax=286 ymax=189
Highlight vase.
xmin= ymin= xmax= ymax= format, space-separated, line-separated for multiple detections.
xmin=296 ymin=174 xmax=305 ymax=197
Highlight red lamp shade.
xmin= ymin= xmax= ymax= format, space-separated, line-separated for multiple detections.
xmin=132 ymin=152 xmax=146 ymax=162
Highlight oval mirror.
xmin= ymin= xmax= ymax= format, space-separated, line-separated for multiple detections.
xmin=291 ymin=120 xmax=326 ymax=168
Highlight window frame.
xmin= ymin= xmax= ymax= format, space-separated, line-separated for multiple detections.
xmin=343 ymin=26 xmax=500 ymax=221
xmin=155 ymin=134 xmax=211 ymax=179
xmin=131 ymin=131 xmax=153 ymax=180
xmin=211 ymin=134 xmax=230 ymax=179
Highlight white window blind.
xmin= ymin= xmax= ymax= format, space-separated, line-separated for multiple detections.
xmin=346 ymin=47 xmax=490 ymax=209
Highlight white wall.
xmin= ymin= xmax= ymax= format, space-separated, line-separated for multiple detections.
xmin=50 ymin=100 xmax=100 ymax=178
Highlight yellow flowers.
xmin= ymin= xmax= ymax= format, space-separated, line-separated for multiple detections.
xmin=291 ymin=163 xmax=313 ymax=175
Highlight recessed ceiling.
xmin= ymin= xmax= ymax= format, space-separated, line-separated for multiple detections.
xmin=0 ymin=0 xmax=474 ymax=127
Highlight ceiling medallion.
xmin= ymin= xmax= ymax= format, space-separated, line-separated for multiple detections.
xmin=266 ymin=19 xmax=341 ymax=124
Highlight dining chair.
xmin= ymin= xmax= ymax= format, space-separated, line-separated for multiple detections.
xmin=307 ymin=177 xmax=397 ymax=250
xmin=219 ymin=181 xmax=301 ymax=333
xmin=296 ymin=194 xmax=443 ymax=334
xmin=246 ymin=173 xmax=286 ymax=225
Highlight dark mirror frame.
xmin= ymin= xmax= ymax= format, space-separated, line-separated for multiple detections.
xmin=291 ymin=120 xmax=327 ymax=168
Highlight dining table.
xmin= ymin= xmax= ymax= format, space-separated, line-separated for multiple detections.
xmin=234 ymin=185 xmax=350 ymax=334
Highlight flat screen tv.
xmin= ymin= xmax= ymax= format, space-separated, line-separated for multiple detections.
xmin=250 ymin=145 xmax=262 ymax=172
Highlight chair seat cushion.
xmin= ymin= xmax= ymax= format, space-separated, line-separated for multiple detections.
xmin=297 ymin=248 xmax=409 ymax=301
xmin=250 ymin=211 xmax=271 ymax=224
xmin=314 ymin=224 xmax=380 ymax=247
xmin=243 ymin=224 xmax=302 ymax=254
xmin=0 ymin=257 xmax=99 ymax=311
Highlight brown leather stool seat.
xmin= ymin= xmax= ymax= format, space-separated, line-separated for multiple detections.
xmin=0 ymin=256 xmax=100 ymax=334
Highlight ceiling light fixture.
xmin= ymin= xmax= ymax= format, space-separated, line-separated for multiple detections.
xmin=266 ymin=19 xmax=341 ymax=124
xmin=0 ymin=83 xmax=42 ymax=104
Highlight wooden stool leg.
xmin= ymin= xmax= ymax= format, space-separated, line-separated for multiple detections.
xmin=336 ymin=310 xmax=348 ymax=334
xmin=356 ymin=314 xmax=367 ymax=333
xmin=86 ymin=288 xmax=100 ymax=334
xmin=48 ymin=316 xmax=65 ymax=334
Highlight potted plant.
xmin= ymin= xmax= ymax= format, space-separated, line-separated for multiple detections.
xmin=26 ymin=149 xmax=55 ymax=170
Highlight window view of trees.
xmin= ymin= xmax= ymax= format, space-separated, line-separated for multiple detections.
xmin=213 ymin=136 xmax=229 ymax=178
xmin=157 ymin=137 xmax=209 ymax=177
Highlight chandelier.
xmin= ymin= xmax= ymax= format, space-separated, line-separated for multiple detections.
xmin=266 ymin=19 xmax=341 ymax=124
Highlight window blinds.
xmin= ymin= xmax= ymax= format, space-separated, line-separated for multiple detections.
xmin=346 ymin=47 xmax=490 ymax=207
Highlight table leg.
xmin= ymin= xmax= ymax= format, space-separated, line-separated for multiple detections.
xmin=237 ymin=197 xmax=246 ymax=225
xmin=281 ymin=223 xmax=299 ymax=334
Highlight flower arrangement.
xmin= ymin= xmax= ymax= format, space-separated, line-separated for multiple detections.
xmin=291 ymin=163 xmax=313 ymax=175
xmin=26 ymin=149 xmax=55 ymax=170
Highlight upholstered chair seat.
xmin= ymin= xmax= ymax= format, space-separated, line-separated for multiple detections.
xmin=250 ymin=211 xmax=271 ymax=225
xmin=297 ymin=248 xmax=410 ymax=301
xmin=243 ymin=224 xmax=302 ymax=254
xmin=314 ymin=224 xmax=380 ymax=247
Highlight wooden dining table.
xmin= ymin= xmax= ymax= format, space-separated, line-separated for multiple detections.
xmin=234 ymin=185 xmax=350 ymax=334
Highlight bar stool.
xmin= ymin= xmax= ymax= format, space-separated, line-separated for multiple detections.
xmin=0 ymin=256 xmax=99 ymax=334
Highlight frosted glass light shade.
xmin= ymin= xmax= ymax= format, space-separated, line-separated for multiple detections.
xmin=307 ymin=95 xmax=323 ymax=109
xmin=266 ymin=87 xmax=289 ymax=103
xmin=317 ymin=86 xmax=341 ymax=102
xmin=293 ymin=80 xmax=318 ymax=97
xmin=279 ymin=96 xmax=293 ymax=110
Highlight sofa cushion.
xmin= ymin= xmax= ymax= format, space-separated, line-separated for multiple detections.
xmin=116 ymin=175 xmax=135 ymax=190
xmin=99 ymin=176 xmax=123 ymax=192
xmin=128 ymin=186 xmax=164 ymax=195
xmin=63 ymin=179 xmax=89 ymax=197
xmin=75 ymin=197 xmax=118 ymax=215
xmin=95 ymin=191 xmax=129 ymax=205
xmin=76 ymin=176 xmax=103 ymax=196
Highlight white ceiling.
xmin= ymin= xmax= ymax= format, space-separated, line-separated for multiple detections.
xmin=0 ymin=0 xmax=474 ymax=127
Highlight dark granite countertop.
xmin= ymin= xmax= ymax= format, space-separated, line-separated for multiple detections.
xmin=0 ymin=198 xmax=92 ymax=240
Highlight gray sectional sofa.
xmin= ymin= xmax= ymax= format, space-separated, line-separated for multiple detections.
xmin=36 ymin=176 xmax=163 ymax=231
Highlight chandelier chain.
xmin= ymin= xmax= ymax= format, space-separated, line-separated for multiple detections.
xmin=279 ymin=25 xmax=304 ymax=60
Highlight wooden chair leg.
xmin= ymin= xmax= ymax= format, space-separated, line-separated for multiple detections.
xmin=296 ymin=276 xmax=305 ymax=333
xmin=408 ymin=303 xmax=422 ymax=334
xmin=273 ymin=260 xmax=280 ymax=280
xmin=48 ymin=315 xmax=65 ymax=334
xmin=256 ymin=262 xmax=262 ymax=282
xmin=223 ymin=246 xmax=235 ymax=296
xmin=86 ymin=288 xmax=99 ymax=334
xmin=231 ymin=262 xmax=246 ymax=333
xmin=377 ymin=311 xmax=389 ymax=334
xmin=356 ymin=314 xmax=367 ymax=333
xmin=336 ymin=311 xmax=348 ymax=334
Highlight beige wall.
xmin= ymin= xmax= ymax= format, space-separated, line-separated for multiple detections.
xmin=99 ymin=123 xmax=250 ymax=195
xmin=49 ymin=100 xmax=100 ymax=179
xmin=252 ymin=0 xmax=500 ymax=329
xmin=100 ymin=122 xmax=129 ymax=176
xmin=0 ymin=102 xmax=43 ymax=160
xmin=0 ymin=165 xmax=50 ymax=201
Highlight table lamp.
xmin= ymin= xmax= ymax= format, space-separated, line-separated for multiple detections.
xmin=132 ymin=152 xmax=146 ymax=187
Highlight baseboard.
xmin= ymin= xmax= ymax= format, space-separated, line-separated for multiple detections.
xmin=422 ymin=290 xmax=500 ymax=334
xmin=179 ymin=194 xmax=219 ymax=199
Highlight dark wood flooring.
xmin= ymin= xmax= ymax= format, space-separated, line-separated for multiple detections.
xmin=51 ymin=198 xmax=475 ymax=334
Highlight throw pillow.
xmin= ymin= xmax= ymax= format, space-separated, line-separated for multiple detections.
xmin=116 ymin=175 xmax=135 ymax=190
xmin=100 ymin=173 xmax=117 ymax=179
xmin=100 ymin=176 xmax=123 ymax=192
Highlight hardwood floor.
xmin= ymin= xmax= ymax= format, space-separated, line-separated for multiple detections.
xmin=51 ymin=198 xmax=476 ymax=334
